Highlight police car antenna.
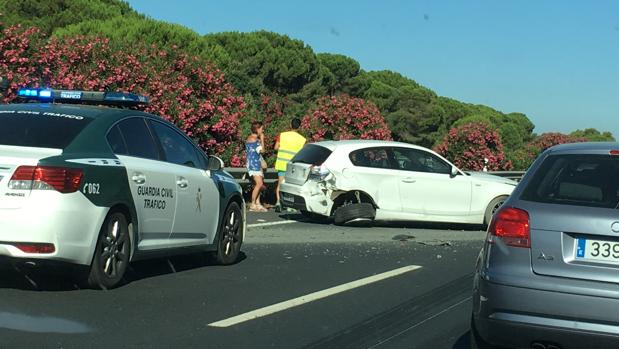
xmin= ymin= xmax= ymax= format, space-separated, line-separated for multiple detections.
xmin=15 ymin=88 xmax=150 ymax=108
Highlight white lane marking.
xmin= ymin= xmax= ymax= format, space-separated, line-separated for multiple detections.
xmin=208 ymin=265 xmax=422 ymax=328
xmin=367 ymin=297 xmax=470 ymax=349
xmin=247 ymin=220 xmax=297 ymax=228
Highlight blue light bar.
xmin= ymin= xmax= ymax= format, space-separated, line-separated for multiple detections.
xmin=18 ymin=88 xmax=39 ymax=97
xmin=38 ymin=89 xmax=52 ymax=98
xmin=15 ymin=88 xmax=149 ymax=107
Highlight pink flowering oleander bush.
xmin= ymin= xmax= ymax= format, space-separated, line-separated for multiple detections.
xmin=528 ymin=132 xmax=586 ymax=153
xmin=301 ymin=94 xmax=392 ymax=142
xmin=0 ymin=24 xmax=245 ymax=164
xmin=509 ymin=132 xmax=587 ymax=169
xmin=434 ymin=122 xmax=512 ymax=171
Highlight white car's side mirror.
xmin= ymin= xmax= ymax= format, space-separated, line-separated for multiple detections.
xmin=450 ymin=166 xmax=459 ymax=178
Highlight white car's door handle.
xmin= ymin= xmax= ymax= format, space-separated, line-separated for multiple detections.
xmin=402 ymin=178 xmax=416 ymax=183
xmin=177 ymin=177 xmax=189 ymax=189
xmin=131 ymin=173 xmax=146 ymax=185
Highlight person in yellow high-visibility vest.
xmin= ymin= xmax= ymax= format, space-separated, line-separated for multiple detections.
xmin=274 ymin=118 xmax=306 ymax=212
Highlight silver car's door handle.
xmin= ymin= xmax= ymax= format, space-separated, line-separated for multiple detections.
xmin=132 ymin=173 xmax=146 ymax=185
xmin=402 ymin=178 xmax=416 ymax=183
xmin=177 ymin=177 xmax=189 ymax=189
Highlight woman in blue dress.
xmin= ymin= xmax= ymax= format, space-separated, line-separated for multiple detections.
xmin=246 ymin=121 xmax=267 ymax=212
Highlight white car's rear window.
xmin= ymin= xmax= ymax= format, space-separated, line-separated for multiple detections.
xmin=291 ymin=144 xmax=332 ymax=165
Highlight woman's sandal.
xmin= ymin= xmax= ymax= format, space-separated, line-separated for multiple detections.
xmin=249 ymin=204 xmax=268 ymax=212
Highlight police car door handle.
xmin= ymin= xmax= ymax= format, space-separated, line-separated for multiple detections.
xmin=177 ymin=177 xmax=189 ymax=189
xmin=131 ymin=173 xmax=146 ymax=185
xmin=401 ymin=177 xmax=416 ymax=183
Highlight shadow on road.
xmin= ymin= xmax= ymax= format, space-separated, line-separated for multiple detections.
xmin=124 ymin=251 xmax=247 ymax=284
xmin=0 ymin=251 xmax=247 ymax=292
xmin=279 ymin=213 xmax=485 ymax=231
xmin=452 ymin=331 xmax=472 ymax=349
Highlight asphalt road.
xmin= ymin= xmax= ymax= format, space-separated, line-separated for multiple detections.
xmin=0 ymin=211 xmax=487 ymax=349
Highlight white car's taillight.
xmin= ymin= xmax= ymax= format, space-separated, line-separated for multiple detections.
xmin=308 ymin=164 xmax=330 ymax=181
xmin=9 ymin=165 xmax=83 ymax=193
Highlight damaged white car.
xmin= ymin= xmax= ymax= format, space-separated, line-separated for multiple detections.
xmin=279 ymin=140 xmax=517 ymax=225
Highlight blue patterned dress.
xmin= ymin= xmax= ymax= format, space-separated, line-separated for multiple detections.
xmin=245 ymin=140 xmax=262 ymax=172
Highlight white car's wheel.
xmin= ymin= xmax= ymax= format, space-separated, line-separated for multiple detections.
xmin=334 ymin=203 xmax=376 ymax=226
xmin=484 ymin=196 xmax=508 ymax=225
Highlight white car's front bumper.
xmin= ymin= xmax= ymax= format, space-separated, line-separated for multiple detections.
xmin=0 ymin=191 xmax=108 ymax=266
xmin=280 ymin=180 xmax=333 ymax=216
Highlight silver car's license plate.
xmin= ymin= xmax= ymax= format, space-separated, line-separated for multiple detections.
xmin=576 ymin=238 xmax=619 ymax=262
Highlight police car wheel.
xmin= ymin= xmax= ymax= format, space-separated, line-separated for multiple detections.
xmin=87 ymin=211 xmax=131 ymax=289
xmin=216 ymin=202 xmax=243 ymax=265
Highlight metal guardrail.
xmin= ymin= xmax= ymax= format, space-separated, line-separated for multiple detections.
xmin=224 ymin=168 xmax=526 ymax=184
xmin=224 ymin=168 xmax=279 ymax=185
xmin=486 ymin=171 xmax=526 ymax=182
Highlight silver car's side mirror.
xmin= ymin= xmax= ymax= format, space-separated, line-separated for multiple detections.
xmin=450 ymin=166 xmax=459 ymax=178
xmin=208 ymin=155 xmax=224 ymax=171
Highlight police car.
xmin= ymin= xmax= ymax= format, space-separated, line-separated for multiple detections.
xmin=0 ymin=88 xmax=245 ymax=289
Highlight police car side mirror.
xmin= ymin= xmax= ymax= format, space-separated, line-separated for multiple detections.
xmin=0 ymin=77 xmax=8 ymax=93
xmin=208 ymin=156 xmax=224 ymax=171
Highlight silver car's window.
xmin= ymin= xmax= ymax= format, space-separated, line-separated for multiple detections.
xmin=521 ymin=154 xmax=619 ymax=208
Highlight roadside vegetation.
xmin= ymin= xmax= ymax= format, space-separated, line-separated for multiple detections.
xmin=0 ymin=0 xmax=613 ymax=169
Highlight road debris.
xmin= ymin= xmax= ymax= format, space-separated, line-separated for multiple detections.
xmin=417 ymin=240 xmax=452 ymax=247
xmin=392 ymin=234 xmax=416 ymax=241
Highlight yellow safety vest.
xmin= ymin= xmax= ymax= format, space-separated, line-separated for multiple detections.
xmin=275 ymin=131 xmax=306 ymax=172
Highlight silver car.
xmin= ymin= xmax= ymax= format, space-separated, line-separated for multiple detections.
xmin=472 ymin=142 xmax=619 ymax=349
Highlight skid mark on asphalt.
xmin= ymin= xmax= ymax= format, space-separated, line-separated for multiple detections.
xmin=208 ymin=265 xmax=422 ymax=328
xmin=367 ymin=297 xmax=470 ymax=348
xmin=303 ymin=273 xmax=474 ymax=349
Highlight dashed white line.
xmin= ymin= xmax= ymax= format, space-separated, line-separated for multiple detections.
xmin=208 ymin=265 xmax=422 ymax=328
xmin=247 ymin=220 xmax=297 ymax=228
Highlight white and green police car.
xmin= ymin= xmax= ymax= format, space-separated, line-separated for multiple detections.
xmin=0 ymin=88 xmax=245 ymax=289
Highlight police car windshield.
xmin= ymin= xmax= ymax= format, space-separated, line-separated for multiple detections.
xmin=0 ymin=111 xmax=92 ymax=149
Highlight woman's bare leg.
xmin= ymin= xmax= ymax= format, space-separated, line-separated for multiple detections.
xmin=251 ymin=175 xmax=264 ymax=206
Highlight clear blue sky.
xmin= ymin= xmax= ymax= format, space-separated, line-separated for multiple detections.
xmin=127 ymin=0 xmax=619 ymax=138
